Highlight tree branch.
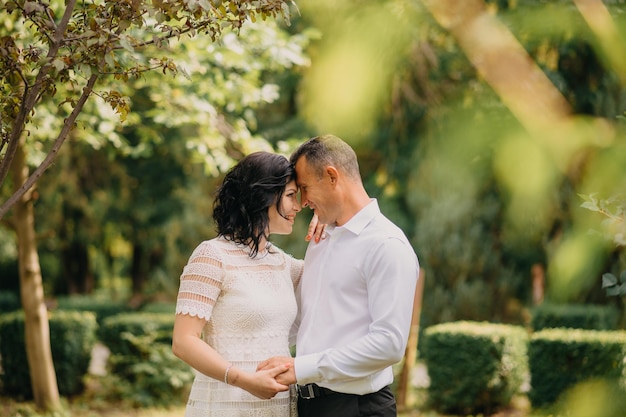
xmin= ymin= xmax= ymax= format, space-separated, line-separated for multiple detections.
xmin=0 ymin=0 xmax=78 ymax=190
xmin=0 ymin=73 xmax=98 ymax=221
xmin=572 ymin=0 xmax=626 ymax=84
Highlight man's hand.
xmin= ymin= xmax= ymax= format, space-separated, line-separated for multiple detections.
xmin=234 ymin=363 xmax=291 ymax=399
xmin=306 ymin=213 xmax=326 ymax=243
xmin=257 ymin=356 xmax=296 ymax=385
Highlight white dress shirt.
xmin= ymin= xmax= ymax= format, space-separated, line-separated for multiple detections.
xmin=291 ymin=199 xmax=419 ymax=395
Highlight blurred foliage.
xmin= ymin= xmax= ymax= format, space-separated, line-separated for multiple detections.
xmin=103 ymin=331 xmax=194 ymax=408
xmin=0 ymin=310 xmax=97 ymax=398
xmin=99 ymin=312 xmax=174 ymax=356
xmin=530 ymin=303 xmax=619 ymax=331
xmin=0 ymin=290 xmax=19 ymax=313
xmin=1 ymin=0 xmax=626 ymax=337
xmin=96 ymin=313 xmax=189 ymax=408
xmin=55 ymin=295 xmax=131 ymax=325
xmin=348 ymin=0 xmax=626 ymax=328
xmin=601 ymin=271 xmax=626 ymax=297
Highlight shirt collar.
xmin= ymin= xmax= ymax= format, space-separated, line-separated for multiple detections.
xmin=337 ymin=198 xmax=379 ymax=236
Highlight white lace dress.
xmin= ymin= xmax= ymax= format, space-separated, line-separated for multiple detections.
xmin=175 ymin=237 xmax=303 ymax=417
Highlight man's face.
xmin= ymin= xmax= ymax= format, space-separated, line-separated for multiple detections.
xmin=294 ymin=157 xmax=337 ymax=225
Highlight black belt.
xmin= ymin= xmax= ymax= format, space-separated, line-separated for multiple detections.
xmin=297 ymin=383 xmax=338 ymax=399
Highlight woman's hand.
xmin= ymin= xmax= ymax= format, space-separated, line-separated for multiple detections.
xmin=257 ymin=356 xmax=296 ymax=386
xmin=231 ymin=364 xmax=292 ymax=399
xmin=306 ymin=213 xmax=326 ymax=243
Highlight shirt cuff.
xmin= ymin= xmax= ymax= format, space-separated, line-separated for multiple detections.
xmin=294 ymin=352 xmax=322 ymax=385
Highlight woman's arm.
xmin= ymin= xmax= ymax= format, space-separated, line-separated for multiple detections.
xmin=172 ymin=313 xmax=291 ymax=399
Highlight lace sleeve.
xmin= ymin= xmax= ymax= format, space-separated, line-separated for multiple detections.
xmin=175 ymin=240 xmax=224 ymax=320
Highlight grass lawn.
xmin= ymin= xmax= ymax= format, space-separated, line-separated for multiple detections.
xmin=0 ymin=394 xmax=532 ymax=417
xmin=1 ymin=399 xmax=428 ymax=417
xmin=1 ymin=398 xmax=186 ymax=417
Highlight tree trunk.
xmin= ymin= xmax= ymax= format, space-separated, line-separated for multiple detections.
xmin=62 ymin=239 xmax=92 ymax=294
xmin=127 ymin=243 xmax=147 ymax=308
xmin=422 ymin=0 xmax=572 ymax=134
xmin=396 ymin=268 xmax=425 ymax=411
xmin=12 ymin=139 xmax=60 ymax=410
xmin=131 ymin=243 xmax=146 ymax=296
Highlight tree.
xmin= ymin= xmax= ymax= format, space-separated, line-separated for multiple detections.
xmin=1 ymin=0 xmax=294 ymax=410
xmin=1 ymin=0 xmax=295 ymax=216
xmin=26 ymin=17 xmax=311 ymax=299
xmin=412 ymin=0 xmax=626 ymax=320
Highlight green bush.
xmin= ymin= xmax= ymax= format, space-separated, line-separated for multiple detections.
xmin=423 ymin=320 xmax=529 ymax=415
xmin=103 ymin=331 xmax=194 ymax=407
xmin=530 ymin=303 xmax=619 ymax=331
xmin=139 ymin=301 xmax=176 ymax=314
xmin=56 ymin=295 xmax=130 ymax=325
xmin=99 ymin=312 xmax=174 ymax=355
xmin=0 ymin=310 xmax=97 ymax=398
xmin=0 ymin=312 xmax=30 ymax=397
xmin=98 ymin=312 xmax=192 ymax=407
xmin=528 ymin=328 xmax=626 ymax=408
xmin=0 ymin=291 xmax=20 ymax=314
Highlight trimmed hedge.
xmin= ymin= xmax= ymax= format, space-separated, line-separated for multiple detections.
xmin=530 ymin=303 xmax=619 ymax=331
xmin=99 ymin=312 xmax=174 ymax=356
xmin=528 ymin=328 xmax=626 ymax=408
xmin=140 ymin=301 xmax=176 ymax=315
xmin=56 ymin=295 xmax=130 ymax=325
xmin=423 ymin=321 xmax=529 ymax=415
xmin=0 ymin=310 xmax=97 ymax=398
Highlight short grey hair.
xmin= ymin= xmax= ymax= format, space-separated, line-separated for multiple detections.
xmin=290 ymin=134 xmax=361 ymax=181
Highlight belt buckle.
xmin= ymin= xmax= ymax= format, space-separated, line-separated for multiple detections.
xmin=298 ymin=384 xmax=316 ymax=399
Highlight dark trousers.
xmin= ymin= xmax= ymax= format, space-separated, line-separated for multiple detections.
xmin=297 ymin=386 xmax=397 ymax=417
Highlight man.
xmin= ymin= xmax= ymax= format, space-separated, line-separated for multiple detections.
xmin=258 ymin=134 xmax=419 ymax=416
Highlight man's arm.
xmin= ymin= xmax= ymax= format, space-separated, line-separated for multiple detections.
xmin=261 ymin=238 xmax=419 ymax=386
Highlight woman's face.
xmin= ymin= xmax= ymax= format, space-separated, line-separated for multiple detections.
xmin=268 ymin=180 xmax=301 ymax=235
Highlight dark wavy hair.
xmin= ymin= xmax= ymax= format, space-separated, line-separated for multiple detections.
xmin=213 ymin=152 xmax=295 ymax=257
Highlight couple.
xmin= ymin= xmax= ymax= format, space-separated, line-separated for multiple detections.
xmin=172 ymin=134 xmax=420 ymax=417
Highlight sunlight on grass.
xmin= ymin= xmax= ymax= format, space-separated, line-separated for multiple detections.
xmin=0 ymin=397 xmax=187 ymax=417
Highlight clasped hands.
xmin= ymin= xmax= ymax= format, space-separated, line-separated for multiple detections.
xmin=243 ymin=357 xmax=294 ymax=400
xmin=256 ymin=356 xmax=296 ymax=392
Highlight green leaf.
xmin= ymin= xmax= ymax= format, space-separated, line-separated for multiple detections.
xmin=580 ymin=201 xmax=600 ymax=212
xmin=78 ymin=63 xmax=92 ymax=78
xmin=105 ymin=52 xmax=116 ymax=68
xmin=120 ymin=35 xmax=134 ymax=52
xmin=621 ymin=270 xmax=626 ymax=284
xmin=602 ymin=273 xmax=618 ymax=288
xmin=606 ymin=286 xmax=621 ymax=296
xmin=52 ymin=58 xmax=65 ymax=72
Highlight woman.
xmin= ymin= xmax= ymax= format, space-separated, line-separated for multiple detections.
xmin=172 ymin=151 xmax=313 ymax=417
